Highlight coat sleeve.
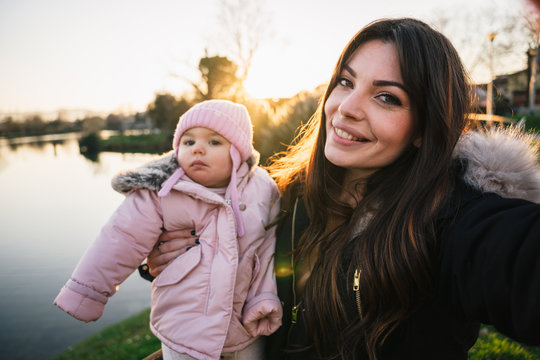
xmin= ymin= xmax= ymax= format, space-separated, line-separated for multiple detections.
xmin=439 ymin=191 xmax=540 ymax=345
xmin=242 ymin=183 xmax=283 ymax=337
xmin=53 ymin=189 xmax=163 ymax=322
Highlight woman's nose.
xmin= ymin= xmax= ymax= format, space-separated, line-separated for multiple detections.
xmin=338 ymin=92 xmax=366 ymax=121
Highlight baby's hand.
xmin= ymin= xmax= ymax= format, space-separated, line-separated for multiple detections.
xmin=243 ymin=302 xmax=283 ymax=337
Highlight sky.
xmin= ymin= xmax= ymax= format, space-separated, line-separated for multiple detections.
xmin=0 ymin=0 xmax=530 ymax=118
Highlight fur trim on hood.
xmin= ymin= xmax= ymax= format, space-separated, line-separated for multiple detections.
xmin=111 ymin=150 xmax=260 ymax=194
xmin=112 ymin=128 xmax=539 ymax=203
xmin=453 ymin=127 xmax=540 ymax=203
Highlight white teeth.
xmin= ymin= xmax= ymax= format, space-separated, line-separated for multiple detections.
xmin=335 ymin=127 xmax=359 ymax=141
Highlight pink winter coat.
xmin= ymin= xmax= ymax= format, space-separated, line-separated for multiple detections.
xmin=54 ymin=152 xmax=282 ymax=360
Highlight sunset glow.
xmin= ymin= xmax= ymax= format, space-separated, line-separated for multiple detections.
xmin=0 ymin=0 xmax=526 ymax=116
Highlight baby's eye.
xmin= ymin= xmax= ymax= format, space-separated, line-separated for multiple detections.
xmin=183 ymin=139 xmax=195 ymax=146
xmin=209 ymin=139 xmax=222 ymax=146
xmin=337 ymin=77 xmax=353 ymax=89
xmin=377 ymin=93 xmax=402 ymax=106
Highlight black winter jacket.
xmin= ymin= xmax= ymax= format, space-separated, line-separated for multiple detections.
xmin=266 ymin=129 xmax=540 ymax=359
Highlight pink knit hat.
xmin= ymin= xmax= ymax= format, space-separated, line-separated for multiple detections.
xmin=158 ymin=99 xmax=254 ymax=237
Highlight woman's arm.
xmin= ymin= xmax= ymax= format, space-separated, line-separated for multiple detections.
xmin=440 ymin=192 xmax=540 ymax=345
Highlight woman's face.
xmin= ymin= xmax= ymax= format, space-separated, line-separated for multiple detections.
xmin=324 ymin=40 xmax=421 ymax=182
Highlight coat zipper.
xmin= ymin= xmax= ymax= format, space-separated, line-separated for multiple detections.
xmin=290 ymin=197 xmax=300 ymax=324
xmin=290 ymin=198 xmax=364 ymax=322
xmin=353 ymin=268 xmax=364 ymax=319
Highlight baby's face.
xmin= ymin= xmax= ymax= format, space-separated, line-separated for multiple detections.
xmin=178 ymin=127 xmax=232 ymax=188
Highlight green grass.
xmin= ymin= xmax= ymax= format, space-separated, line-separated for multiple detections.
xmin=511 ymin=114 xmax=540 ymax=133
xmin=469 ymin=326 xmax=540 ymax=360
xmin=51 ymin=308 xmax=161 ymax=360
xmin=52 ymin=312 xmax=540 ymax=360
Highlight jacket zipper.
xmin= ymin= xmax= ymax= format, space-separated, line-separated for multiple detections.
xmin=353 ymin=268 xmax=364 ymax=319
xmin=290 ymin=197 xmax=300 ymax=324
xmin=289 ymin=198 xmax=364 ymax=322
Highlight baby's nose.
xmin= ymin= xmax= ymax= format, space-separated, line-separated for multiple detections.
xmin=192 ymin=143 xmax=205 ymax=154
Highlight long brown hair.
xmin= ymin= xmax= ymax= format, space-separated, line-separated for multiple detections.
xmin=268 ymin=18 xmax=471 ymax=359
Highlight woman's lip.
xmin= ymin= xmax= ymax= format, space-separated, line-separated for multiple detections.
xmin=331 ymin=124 xmax=370 ymax=144
xmin=331 ymin=120 xmax=367 ymax=141
xmin=335 ymin=127 xmax=360 ymax=141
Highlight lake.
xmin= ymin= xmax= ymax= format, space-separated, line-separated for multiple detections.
xmin=0 ymin=133 xmax=161 ymax=359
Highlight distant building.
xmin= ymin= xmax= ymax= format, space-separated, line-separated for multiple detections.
xmin=486 ymin=47 xmax=540 ymax=114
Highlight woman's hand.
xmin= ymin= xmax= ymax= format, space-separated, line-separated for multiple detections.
xmin=147 ymin=229 xmax=198 ymax=277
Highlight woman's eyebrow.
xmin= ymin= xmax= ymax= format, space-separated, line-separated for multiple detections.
xmin=373 ymin=80 xmax=407 ymax=92
xmin=344 ymin=64 xmax=406 ymax=92
xmin=343 ymin=64 xmax=356 ymax=77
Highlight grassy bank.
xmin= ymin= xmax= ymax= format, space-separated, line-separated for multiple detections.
xmin=101 ymin=133 xmax=172 ymax=154
xmin=78 ymin=132 xmax=172 ymax=158
xmin=471 ymin=327 xmax=540 ymax=360
xmin=52 ymin=308 xmax=540 ymax=360
xmin=51 ymin=308 xmax=160 ymax=360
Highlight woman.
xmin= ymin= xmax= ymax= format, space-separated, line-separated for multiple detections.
xmin=144 ymin=18 xmax=540 ymax=359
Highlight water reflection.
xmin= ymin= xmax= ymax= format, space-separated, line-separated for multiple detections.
xmin=0 ymin=134 xmax=160 ymax=359
xmin=78 ymin=133 xmax=101 ymax=162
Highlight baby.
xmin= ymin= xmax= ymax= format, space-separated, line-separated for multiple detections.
xmin=54 ymin=100 xmax=282 ymax=360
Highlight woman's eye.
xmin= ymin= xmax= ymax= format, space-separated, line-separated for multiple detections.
xmin=337 ymin=77 xmax=353 ymax=88
xmin=377 ymin=93 xmax=402 ymax=106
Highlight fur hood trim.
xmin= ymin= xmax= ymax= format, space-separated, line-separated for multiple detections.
xmin=111 ymin=150 xmax=260 ymax=194
xmin=453 ymin=127 xmax=540 ymax=203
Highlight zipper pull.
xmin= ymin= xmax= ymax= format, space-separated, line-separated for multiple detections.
xmin=291 ymin=304 xmax=299 ymax=324
xmin=353 ymin=268 xmax=361 ymax=291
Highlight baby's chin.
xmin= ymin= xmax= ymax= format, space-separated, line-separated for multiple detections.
xmin=186 ymin=171 xmax=230 ymax=189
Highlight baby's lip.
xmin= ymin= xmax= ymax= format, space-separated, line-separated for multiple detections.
xmin=191 ymin=160 xmax=207 ymax=168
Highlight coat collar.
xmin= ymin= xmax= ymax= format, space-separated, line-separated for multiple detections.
xmin=453 ymin=127 xmax=540 ymax=203
xmin=111 ymin=150 xmax=259 ymax=195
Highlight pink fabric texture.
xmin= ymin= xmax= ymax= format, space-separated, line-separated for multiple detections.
xmin=54 ymin=286 xmax=105 ymax=323
xmin=158 ymin=167 xmax=185 ymax=197
xmin=225 ymin=146 xmax=244 ymax=236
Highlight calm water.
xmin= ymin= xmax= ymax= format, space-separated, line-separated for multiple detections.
xmin=0 ymin=134 xmax=161 ymax=359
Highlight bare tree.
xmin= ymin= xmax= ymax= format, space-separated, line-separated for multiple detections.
xmin=213 ymin=0 xmax=273 ymax=83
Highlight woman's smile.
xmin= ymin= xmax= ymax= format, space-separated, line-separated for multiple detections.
xmin=331 ymin=123 xmax=371 ymax=144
